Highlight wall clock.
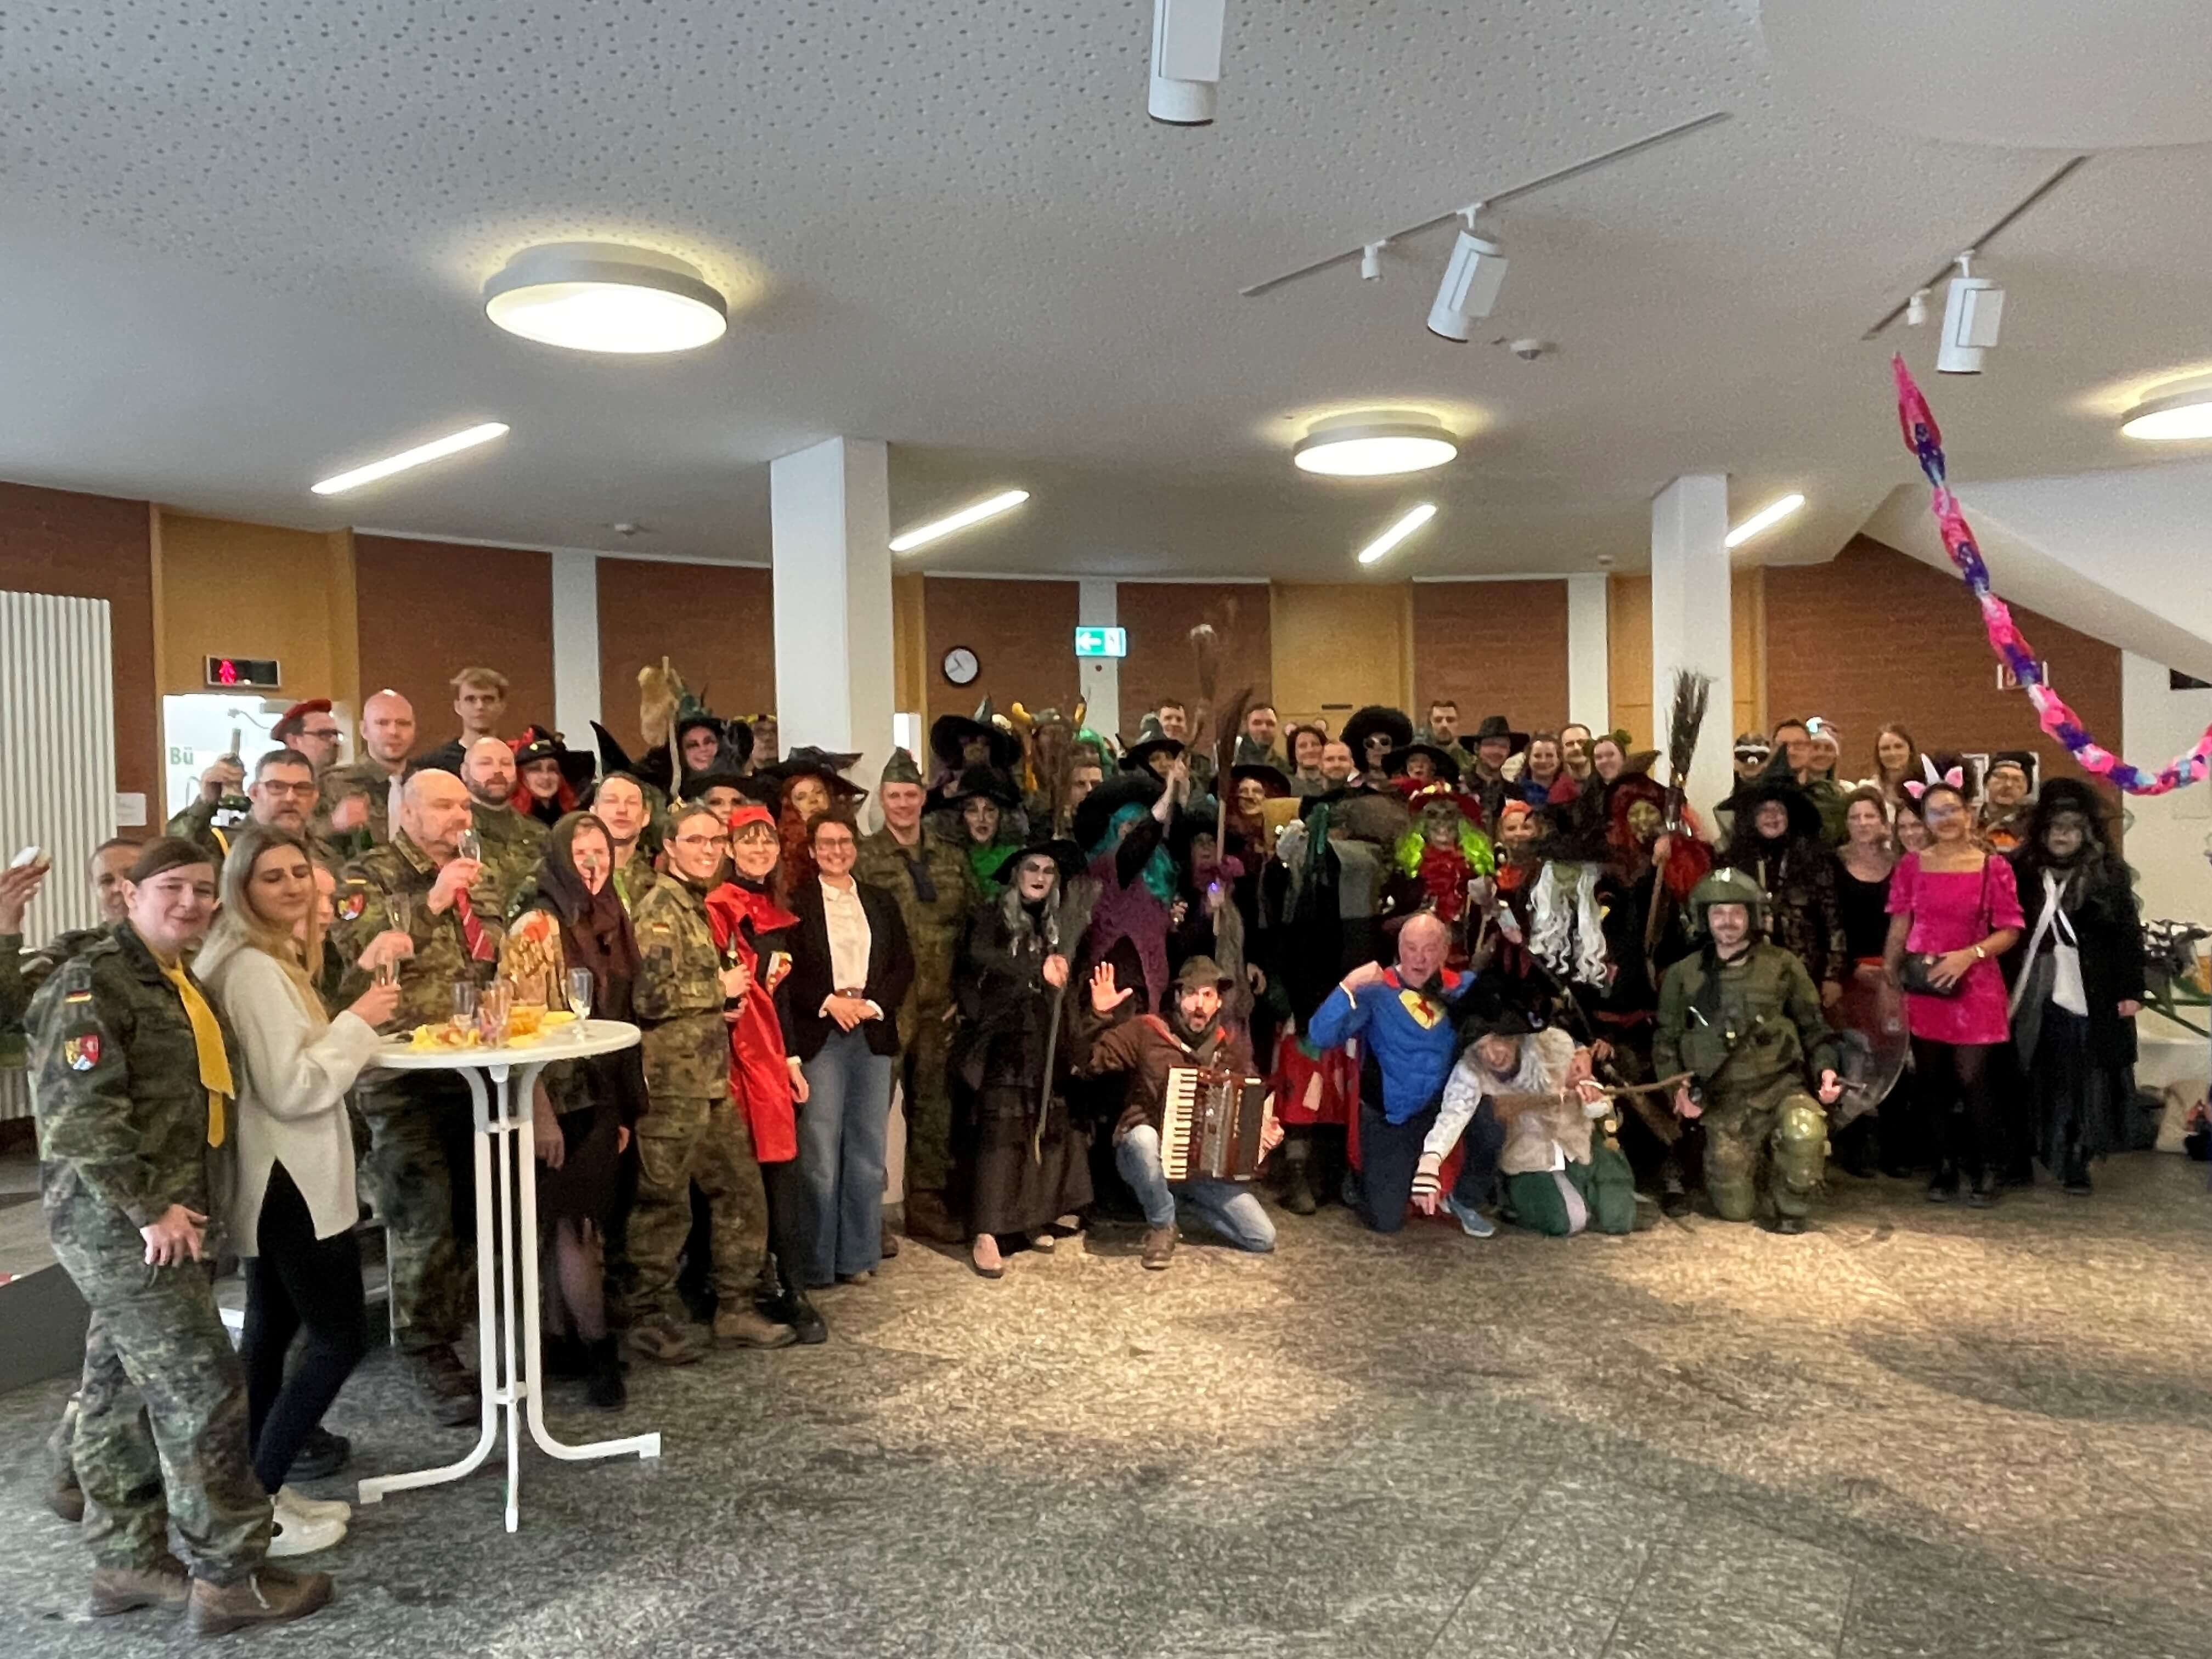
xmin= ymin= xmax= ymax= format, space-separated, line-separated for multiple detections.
xmin=942 ymin=646 xmax=980 ymax=686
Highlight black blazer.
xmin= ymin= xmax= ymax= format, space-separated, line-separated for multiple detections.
xmin=778 ymin=876 xmax=915 ymax=1061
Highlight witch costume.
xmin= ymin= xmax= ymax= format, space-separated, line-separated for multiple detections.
xmin=1718 ymin=776 xmax=1847 ymax=998
xmin=2004 ymin=781 xmax=2143 ymax=1192
xmin=950 ymin=840 xmax=1098 ymax=1242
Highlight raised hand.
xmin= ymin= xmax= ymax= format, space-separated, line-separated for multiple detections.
xmin=1088 ymin=962 xmax=1133 ymax=1017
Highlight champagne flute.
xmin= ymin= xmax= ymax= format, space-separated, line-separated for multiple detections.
xmin=457 ymin=828 xmax=483 ymax=864
xmin=566 ymin=967 xmax=595 ymax=1041
xmin=380 ymin=893 xmax=413 ymax=986
xmin=450 ymin=979 xmax=479 ymax=1039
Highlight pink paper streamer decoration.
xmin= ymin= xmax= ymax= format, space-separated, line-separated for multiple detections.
xmin=1892 ymin=356 xmax=2212 ymax=796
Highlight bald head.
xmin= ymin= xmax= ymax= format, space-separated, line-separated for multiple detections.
xmin=399 ymin=768 xmax=472 ymax=860
xmin=460 ymin=736 xmax=516 ymax=808
xmin=362 ymin=689 xmax=417 ymax=768
xmin=1396 ymin=912 xmax=1449 ymax=987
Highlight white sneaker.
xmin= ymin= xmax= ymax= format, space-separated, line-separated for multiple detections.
xmin=267 ymin=1497 xmax=346 ymax=1558
xmin=277 ymin=1485 xmax=351 ymax=1524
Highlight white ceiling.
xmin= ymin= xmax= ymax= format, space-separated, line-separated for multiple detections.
xmin=1 ymin=2 xmax=2210 ymax=582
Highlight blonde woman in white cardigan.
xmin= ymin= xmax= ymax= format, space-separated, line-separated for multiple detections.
xmin=198 ymin=827 xmax=410 ymax=1554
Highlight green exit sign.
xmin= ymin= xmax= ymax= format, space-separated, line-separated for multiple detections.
xmin=1074 ymin=626 xmax=1127 ymax=658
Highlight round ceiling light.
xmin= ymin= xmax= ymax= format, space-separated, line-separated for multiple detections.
xmin=483 ymin=243 xmax=728 ymax=354
xmin=2120 ymin=381 xmax=2212 ymax=441
xmin=1293 ymin=413 xmax=1459 ymax=477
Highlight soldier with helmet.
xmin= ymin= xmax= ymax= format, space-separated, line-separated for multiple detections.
xmin=1653 ymin=868 xmax=1843 ymax=1234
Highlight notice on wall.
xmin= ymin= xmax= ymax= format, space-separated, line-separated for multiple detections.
xmin=115 ymin=792 xmax=146 ymax=828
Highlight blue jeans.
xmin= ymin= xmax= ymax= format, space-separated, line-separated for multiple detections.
xmin=797 ymin=1029 xmax=896 ymax=1284
xmin=1357 ymin=1096 xmax=1499 ymax=1235
xmin=1116 ymin=1125 xmax=1276 ymax=1252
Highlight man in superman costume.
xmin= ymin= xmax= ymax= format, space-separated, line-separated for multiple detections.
xmin=1306 ymin=912 xmax=1499 ymax=1237
xmin=703 ymin=802 xmax=825 ymax=1344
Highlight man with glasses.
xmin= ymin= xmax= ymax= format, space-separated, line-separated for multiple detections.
xmin=166 ymin=750 xmax=336 ymax=878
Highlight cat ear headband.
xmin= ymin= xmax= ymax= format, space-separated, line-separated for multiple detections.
xmin=1901 ymin=755 xmax=1964 ymax=802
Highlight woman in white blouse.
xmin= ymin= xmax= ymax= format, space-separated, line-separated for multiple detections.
xmin=198 ymin=827 xmax=411 ymax=1549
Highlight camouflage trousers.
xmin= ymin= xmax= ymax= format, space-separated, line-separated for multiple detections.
xmin=52 ymin=1242 xmax=272 ymax=1581
xmin=630 ymin=1096 xmax=768 ymax=1322
xmin=900 ymin=998 xmax=957 ymax=1195
xmin=357 ymin=1076 xmax=476 ymax=1353
xmin=47 ymin=1392 xmax=80 ymax=1502
xmin=1702 ymin=1078 xmax=1829 ymax=1222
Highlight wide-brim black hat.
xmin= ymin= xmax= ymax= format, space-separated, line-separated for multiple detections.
xmin=2027 ymin=776 xmax=2111 ymax=840
xmin=1229 ymin=761 xmax=1294 ymax=797
xmin=945 ymin=764 xmax=1022 ymax=810
xmin=1381 ymin=742 xmax=1463 ymax=784
xmin=1119 ymin=735 xmax=1186 ymax=774
xmin=590 ymin=721 xmax=674 ymax=794
xmin=680 ymin=764 xmax=753 ymax=802
xmin=1073 ymin=772 xmax=1164 ymax=854
xmin=513 ymin=725 xmax=596 ymax=794
xmin=1724 ymin=775 xmax=1822 ymax=842
xmin=931 ymin=712 xmax=1021 ymax=773
xmin=1340 ymin=705 xmax=1414 ymax=764
xmin=1470 ymin=715 xmax=1530 ymax=753
xmin=755 ymin=746 xmax=868 ymax=802
xmin=1455 ymin=983 xmax=1551 ymax=1045
xmin=989 ymin=834 xmax=1085 ymax=885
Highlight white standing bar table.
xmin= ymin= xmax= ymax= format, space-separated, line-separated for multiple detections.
xmin=356 ymin=1019 xmax=658 ymax=1531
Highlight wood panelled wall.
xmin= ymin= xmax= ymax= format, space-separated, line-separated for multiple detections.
xmin=595 ymin=558 xmax=775 ymax=760
xmin=155 ymin=514 xmax=357 ymax=706
xmin=1410 ymin=580 xmax=1572 ymax=733
xmin=1764 ymin=537 xmax=2121 ymax=789
xmin=355 ymin=536 xmax=555 ymax=755
xmin=920 ymin=577 xmax=1079 ymax=729
xmin=1115 ymin=583 xmax=1271 ymax=744
xmin=0 ymin=482 xmax=160 ymax=818
xmin=1269 ymin=583 xmax=1411 ymax=733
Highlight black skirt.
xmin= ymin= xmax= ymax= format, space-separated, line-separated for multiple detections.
xmin=538 ymin=1104 xmax=624 ymax=1227
xmin=2029 ymin=1006 xmax=2128 ymax=1169
xmin=959 ymin=1084 xmax=1093 ymax=1240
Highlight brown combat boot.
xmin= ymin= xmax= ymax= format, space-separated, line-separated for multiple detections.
xmin=628 ymin=1316 xmax=708 ymax=1365
xmin=712 ymin=1305 xmax=797 ymax=1350
xmin=88 ymin=1555 xmax=190 ymax=1617
xmin=48 ymin=1474 xmax=85 ymax=1524
xmin=1140 ymin=1225 xmax=1177 ymax=1271
xmin=185 ymin=1565 xmax=333 ymax=1638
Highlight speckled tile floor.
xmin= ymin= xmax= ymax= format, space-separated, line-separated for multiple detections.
xmin=3 ymin=1154 xmax=2209 ymax=1658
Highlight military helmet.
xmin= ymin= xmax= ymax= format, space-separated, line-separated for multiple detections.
xmin=1688 ymin=867 xmax=1768 ymax=935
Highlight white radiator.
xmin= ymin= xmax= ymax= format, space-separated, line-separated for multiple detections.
xmin=2 ymin=591 xmax=119 ymax=1120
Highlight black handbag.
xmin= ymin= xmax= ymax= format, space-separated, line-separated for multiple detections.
xmin=1899 ymin=856 xmax=1991 ymax=999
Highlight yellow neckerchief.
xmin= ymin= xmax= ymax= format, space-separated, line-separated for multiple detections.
xmin=156 ymin=962 xmax=236 ymax=1147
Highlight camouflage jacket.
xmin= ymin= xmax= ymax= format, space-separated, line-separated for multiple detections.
xmin=630 ymin=872 xmax=729 ymax=1104
xmin=467 ymin=803 xmax=548 ymax=921
xmin=1654 ymin=942 xmax=1839 ymax=1099
xmin=165 ymin=797 xmax=341 ymax=880
xmin=855 ymin=826 xmax=978 ymax=1012
xmin=29 ymin=922 xmax=238 ymax=1254
xmin=3 ymin=926 xmax=108 ymax=1052
xmin=329 ymin=830 xmax=505 ymax=1034
xmin=321 ymin=758 xmax=402 ymax=849
xmin=611 ymin=850 xmax=661 ymax=917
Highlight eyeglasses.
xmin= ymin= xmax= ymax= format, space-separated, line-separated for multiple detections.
xmin=302 ymin=726 xmax=341 ymax=741
xmin=815 ymin=837 xmax=855 ymax=851
xmin=257 ymin=780 xmax=317 ymax=797
xmin=670 ymin=833 xmax=724 ymax=849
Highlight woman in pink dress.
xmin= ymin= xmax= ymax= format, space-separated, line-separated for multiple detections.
xmin=1883 ymin=758 xmax=2024 ymax=1207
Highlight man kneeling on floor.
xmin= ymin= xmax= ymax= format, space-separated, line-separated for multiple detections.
xmin=1416 ymin=994 xmax=1635 ymax=1236
xmin=1654 ymin=870 xmax=1842 ymax=1234
xmin=1076 ymin=956 xmax=1282 ymax=1269
xmin=1305 ymin=912 xmax=1493 ymax=1234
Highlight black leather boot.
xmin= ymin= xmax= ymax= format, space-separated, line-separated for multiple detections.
xmin=1925 ymin=1160 xmax=1959 ymax=1203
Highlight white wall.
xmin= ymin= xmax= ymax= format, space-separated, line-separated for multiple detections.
xmin=2120 ymin=651 xmax=2212 ymax=924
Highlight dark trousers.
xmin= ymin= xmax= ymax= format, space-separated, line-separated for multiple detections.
xmin=1357 ymin=1096 xmax=1501 ymax=1234
xmin=759 ymin=1155 xmax=818 ymax=1299
xmin=242 ymin=1161 xmax=368 ymax=1493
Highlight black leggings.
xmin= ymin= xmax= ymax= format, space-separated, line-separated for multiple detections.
xmin=242 ymin=1161 xmax=368 ymax=1492
xmin=1910 ymin=1036 xmax=2005 ymax=1178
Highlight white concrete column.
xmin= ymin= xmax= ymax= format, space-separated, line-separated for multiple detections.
xmin=770 ymin=437 xmax=896 ymax=789
xmin=548 ymin=549 xmax=601 ymax=744
xmin=1650 ymin=475 xmax=1734 ymax=817
xmin=1565 ymin=573 xmax=1609 ymax=730
xmin=1077 ymin=578 xmax=1119 ymax=735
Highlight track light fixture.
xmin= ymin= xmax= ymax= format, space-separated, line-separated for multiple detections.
xmin=1359 ymin=242 xmax=1386 ymax=281
xmin=1425 ymin=206 xmax=1508 ymax=342
xmin=1936 ymin=251 xmax=2005 ymax=375
xmin=1149 ymin=0 xmax=1226 ymax=126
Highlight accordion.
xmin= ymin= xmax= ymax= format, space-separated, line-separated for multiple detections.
xmin=1160 ymin=1066 xmax=1270 ymax=1182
